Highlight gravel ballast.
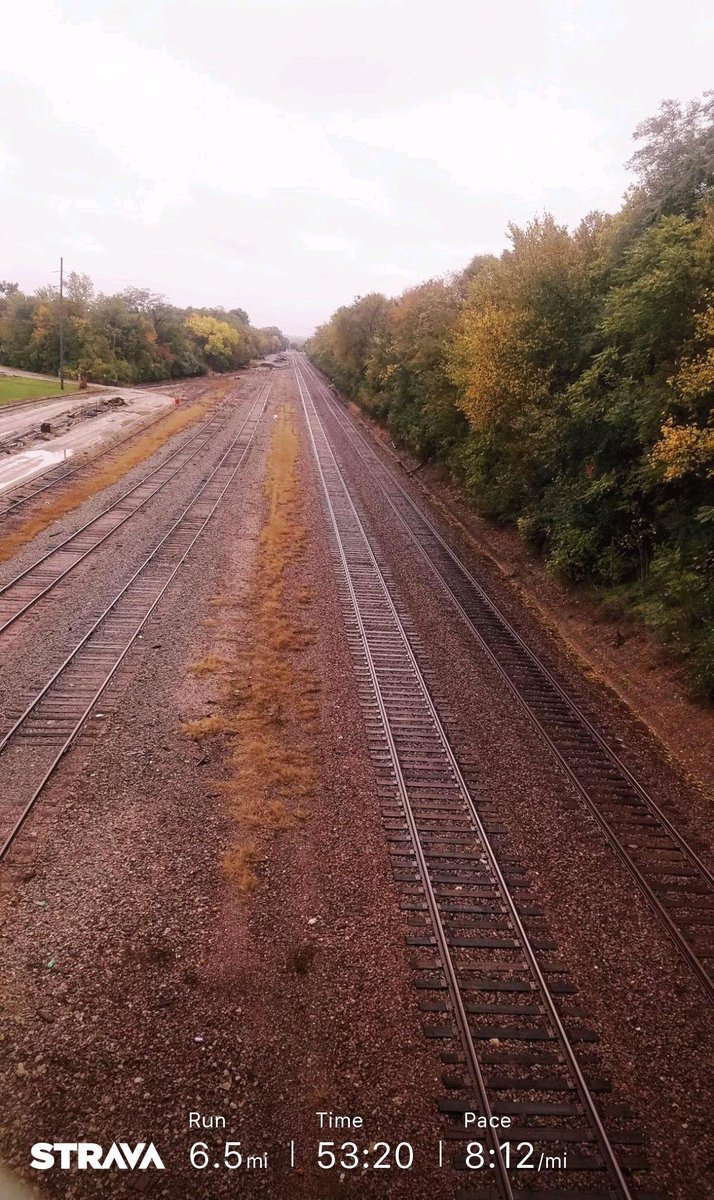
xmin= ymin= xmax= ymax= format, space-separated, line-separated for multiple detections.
xmin=0 ymin=364 xmax=711 ymax=1199
xmin=309 ymin=371 xmax=713 ymax=1200
xmin=0 ymin=369 xmax=456 ymax=1198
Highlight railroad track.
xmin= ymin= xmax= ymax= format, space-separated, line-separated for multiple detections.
xmin=0 ymin=381 xmax=218 ymax=521
xmin=295 ymin=360 xmax=654 ymax=1199
xmin=0 ymin=376 xmax=272 ymax=861
xmin=296 ymin=355 xmax=714 ymax=1003
xmin=0 ymin=380 xmax=255 ymax=637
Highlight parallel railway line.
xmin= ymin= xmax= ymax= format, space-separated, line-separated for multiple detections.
xmin=0 ymin=380 xmax=254 ymax=637
xmin=0 ymin=376 xmax=272 ymax=861
xmin=0 ymin=352 xmax=703 ymax=1193
xmin=294 ymin=359 xmax=654 ymax=1200
xmin=296 ymin=355 xmax=714 ymax=1002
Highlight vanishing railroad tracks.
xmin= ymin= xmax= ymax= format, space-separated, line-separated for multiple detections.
xmin=297 ymin=355 xmax=714 ymax=1003
xmin=295 ymin=359 xmax=654 ymax=1199
xmin=0 ymin=381 xmax=254 ymax=636
xmin=0 ymin=376 xmax=272 ymax=861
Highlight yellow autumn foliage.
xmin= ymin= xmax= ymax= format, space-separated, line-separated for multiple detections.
xmin=450 ymin=302 xmax=550 ymax=432
xmin=652 ymin=419 xmax=714 ymax=481
xmin=669 ymin=301 xmax=714 ymax=403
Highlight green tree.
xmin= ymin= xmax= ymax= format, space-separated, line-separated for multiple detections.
xmin=628 ymin=92 xmax=714 ymax=219
xmin=309 ymin=93 xmax=714 ymax=694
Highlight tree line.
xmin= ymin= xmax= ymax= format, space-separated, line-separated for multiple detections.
xmin=308 ymin=94 xmax=714 ymax=697
xmin=0 ymin=277 xmax=288 ymax=384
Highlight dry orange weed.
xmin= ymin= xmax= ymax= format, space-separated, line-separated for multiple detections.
xmin=187 ymin=655 xmax=227 ymax=676
xmin=182 ymin=405 xmax=319 ymax=891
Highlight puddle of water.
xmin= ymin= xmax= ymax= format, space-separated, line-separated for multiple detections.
xmin=0 ymin=447 xmax=75 ymax=494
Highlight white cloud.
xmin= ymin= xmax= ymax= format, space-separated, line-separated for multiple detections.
xmin=331 ymin=89 xmax=616 ymax=205
xmin=1 ymin=0 xmax=713 ymax=334
xmin=2 ymin=0 xmax=387 ymax=218
xmin=300 ymin=232 xmax=357 ymax=259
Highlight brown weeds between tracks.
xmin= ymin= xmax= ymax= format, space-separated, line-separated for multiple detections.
xmin=183 ymin=405 xmax=319 ymax=891
xmin=0 ymin=387 xmax=231 ymax=564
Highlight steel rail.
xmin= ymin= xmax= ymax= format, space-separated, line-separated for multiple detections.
xmin=295 ymin=359 xmax=636 ymax=1200
xmin=0 ymin=382 xmax=250 ymax=637
xmin=298 ymin=354 xmax=714 ymax=1002
xmin=0 ymin=377 xmax=272 ymax=861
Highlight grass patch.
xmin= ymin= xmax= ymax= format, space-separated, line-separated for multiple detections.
xmin=183 ymin=405 xmax=319 ymax=891
xmin=0 ymin=396 xmax=219 ymax=564
xmin=223 ymin=844 xmax=260 ymax=892
xmin=182 ymin=713 xmax=234 ymax=738
xmin=0 ymin=375 xmax=65 ymax=404
xmin=187 ymin=654 xmax=227 ymax=677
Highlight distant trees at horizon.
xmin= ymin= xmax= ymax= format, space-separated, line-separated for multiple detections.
xmin=0 ymin=277 xmax=288 ymax=384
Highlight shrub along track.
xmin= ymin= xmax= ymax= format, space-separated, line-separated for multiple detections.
xmin=0 ymin=376 xmax=272 ymax=863
xmin=296 ymin=356 xmax=714 ymax=1004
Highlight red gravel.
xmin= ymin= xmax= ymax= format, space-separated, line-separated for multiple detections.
xmin=0 ymin=369 xmax=456 ymax=1199
xmin=312 ymin=371 xmax=714 ymax=1200
xmin=1 ymin=359 xmax=711 ymax=1200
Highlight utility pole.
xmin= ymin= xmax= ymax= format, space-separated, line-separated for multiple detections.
xmin=58 ymin=256 xmax=65 ymax=390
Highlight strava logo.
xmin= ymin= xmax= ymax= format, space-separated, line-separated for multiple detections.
xmin=30 ymin=1142 xmax=165 ymax=1170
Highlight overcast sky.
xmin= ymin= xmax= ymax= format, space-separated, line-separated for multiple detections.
xmin=1 ymin=0 xmax=712 ymax=334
